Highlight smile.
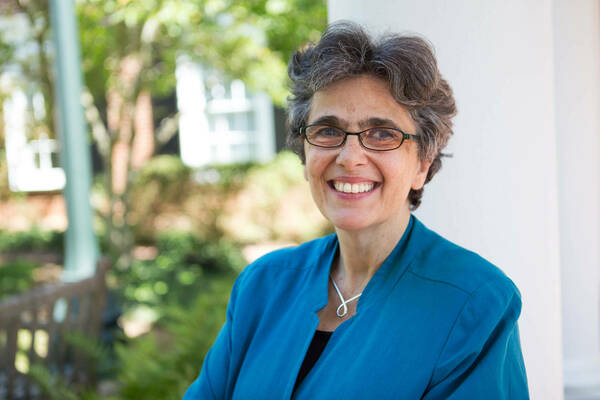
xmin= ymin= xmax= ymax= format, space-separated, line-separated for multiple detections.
xmin=332 ymin=181 xmax=376 ymax=194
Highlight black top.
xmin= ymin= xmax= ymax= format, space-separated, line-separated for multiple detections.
xmin=292 ymin=330 xmax=333 ymax=396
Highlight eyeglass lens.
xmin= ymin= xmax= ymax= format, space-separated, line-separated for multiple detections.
xmin=304 ymin=125 xmax=404 ymax=151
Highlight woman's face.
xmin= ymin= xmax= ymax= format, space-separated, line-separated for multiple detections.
xmin=304 ymin=74 xmax=431 ymax=233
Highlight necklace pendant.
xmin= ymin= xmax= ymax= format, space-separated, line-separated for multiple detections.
xmin=331 ymin=275 xmax=362 ymax=319
xmin=336 ymin=303 xmax=348 ymax=318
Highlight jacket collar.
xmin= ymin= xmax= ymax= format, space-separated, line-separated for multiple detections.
xmin=306 ymin=214 xmax=429 ymax=314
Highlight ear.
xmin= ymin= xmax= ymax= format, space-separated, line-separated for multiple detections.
xmin=411 ymin=159 xmax=432 ymax=190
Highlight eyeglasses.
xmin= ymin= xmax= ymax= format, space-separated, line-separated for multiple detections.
xmin=301 ymin=124 xmax=418 ymax=151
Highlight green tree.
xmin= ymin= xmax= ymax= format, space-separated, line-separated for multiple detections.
xmin=0 ymin=0 xmax=55 ymax=139
xmin=0 ymin=0 xmax=326 ymax=265
xmin=77 ymin=0 xmax=326 ymax=266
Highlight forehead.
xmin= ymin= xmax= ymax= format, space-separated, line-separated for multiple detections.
xmin=307 ymin=75 xmax=415 ymax=132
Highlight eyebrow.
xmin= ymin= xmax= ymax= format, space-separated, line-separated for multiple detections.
xmin=359 ymin=117 xmax=401 ymax=130
xmin=308 ymin=115 xmax=402 ymax=130
xmin=309 ymin=115 xmax=346 ymax=127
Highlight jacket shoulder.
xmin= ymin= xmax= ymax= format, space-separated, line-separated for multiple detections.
xmin=235 ymin=234 xmax=335 ymax=290
xmin=408 ymin=221 xmax=518 ymax=296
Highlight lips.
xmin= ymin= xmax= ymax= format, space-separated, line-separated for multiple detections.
xmin=331 ymin=180 xmax=376 ymax=194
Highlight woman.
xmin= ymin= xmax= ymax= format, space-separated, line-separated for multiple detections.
xmin=184 ymin=21 xmax=529 ymax=399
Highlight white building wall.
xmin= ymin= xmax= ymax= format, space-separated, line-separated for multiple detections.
xmin=327 ymin=1 xmax=597 ymax=399
xmin=176 ymin=60 xmax=276 ymax=168
xmin=3 ymin=89 xmax=65 ymax=192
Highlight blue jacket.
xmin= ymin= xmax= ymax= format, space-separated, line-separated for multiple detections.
xmin=184 ymin=216 xmax=529 ymax=399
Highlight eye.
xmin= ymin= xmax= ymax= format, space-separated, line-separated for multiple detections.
xmin=315 ymin=126 xmax=342 ymax=137
xmin=367 ymin=128 xmax=400 ymax=141
xmin=304 ymin=125 xmax=345 ymax=147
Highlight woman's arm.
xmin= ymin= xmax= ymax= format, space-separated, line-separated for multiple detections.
xmin=422 ymin=278 xmax=529 ymax=400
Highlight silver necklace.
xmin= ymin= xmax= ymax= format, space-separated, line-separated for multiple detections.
xmin=330 ymin=275 xmax=362 ymax=318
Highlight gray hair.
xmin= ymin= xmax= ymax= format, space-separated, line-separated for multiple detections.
xmin=286 ymin=21 xmax=457 ymax=209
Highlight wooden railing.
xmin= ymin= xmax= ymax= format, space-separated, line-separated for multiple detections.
xmin=0 ymin=260 xmax=109 ymax=399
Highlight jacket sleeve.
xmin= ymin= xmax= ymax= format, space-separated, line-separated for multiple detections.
xmin=422 ymin=278 xmax=529 ymax=400
xmin=183 ymin=274 xmax=243 ymax=400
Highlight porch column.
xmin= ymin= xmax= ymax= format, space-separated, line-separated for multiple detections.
xmin=49 ymin=0 xmax=98 ymax=280
xmin=554 ymin=1 xmax=600 ymax=398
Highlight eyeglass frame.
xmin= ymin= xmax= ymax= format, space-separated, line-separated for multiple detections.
xmin=300 ymin=124 xmax=419 ymax=152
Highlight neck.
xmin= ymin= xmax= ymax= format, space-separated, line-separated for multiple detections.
xmin=332 ymin=209 xmax=411 ymax=294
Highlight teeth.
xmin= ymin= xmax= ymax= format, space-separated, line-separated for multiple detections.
xmin=333 ymin=181 xmax=375 ymax=194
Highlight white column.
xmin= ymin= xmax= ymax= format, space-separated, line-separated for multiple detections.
xmin=328 ymin=1 xmax=568 ymax=399
xmin=554 ymin=1 xmax=600 ymax=398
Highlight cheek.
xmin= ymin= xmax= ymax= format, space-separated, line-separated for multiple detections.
xmin=307 ymin=163 xmax=326 ymax=188
xmin=382 ymin=157 xmax=418 ymax=195
xmin=304 ymin=148 xmax=324 ymax=180
xmin=303 ymin=155 xmax=320 ymax=189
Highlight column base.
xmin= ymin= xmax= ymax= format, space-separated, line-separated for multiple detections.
xmin=565 ymin=357 xmax=600 ymax=400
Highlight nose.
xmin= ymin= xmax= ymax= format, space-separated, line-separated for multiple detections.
xmin=335 ymin=134 xmax=368 ymax=169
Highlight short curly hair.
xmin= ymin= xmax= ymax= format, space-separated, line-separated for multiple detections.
xmin=286 ymin=21 xmax=457 ymax=209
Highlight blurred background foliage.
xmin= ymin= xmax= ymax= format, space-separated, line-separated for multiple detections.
xmin=0 ymin=152 xmax=331 ymax=398
xmin=115 ymin=281 xmax=232 ymax=400
xmin=77 ymin=0 xmax=327 ymax=106
xmin=1 ymin=0 xmax=327 ymax=267
xmin=127 ymin=152 xmax=329 ymax=245
xmin=0 ymin=0 xmax=329 ymax=397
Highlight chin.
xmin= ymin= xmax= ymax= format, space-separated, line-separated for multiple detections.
xmin=329 ymin=216 xmax=376 ymax=232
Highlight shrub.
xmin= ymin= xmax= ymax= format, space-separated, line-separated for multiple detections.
xmin=0 ymin=228 xmax=63 ymax=253
xmin=0 ymin=259 xmax=37 ymax=300
xmin=116 ymin=277 xmax=233 ymax=400
xmin=111 ymin=231 xmax=243 ymax=314
xmin=126 ymin=155 xmax=256 ymax=243
xmin=27 ymin=331 xmax=117 ymax=400
xmin=218 ymin=151 xmax=332 ymax=243
xmin=125 ymin=152 xmax=331 ymax=245
xmin=25 ymin=263 xmax=234 ymax=400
